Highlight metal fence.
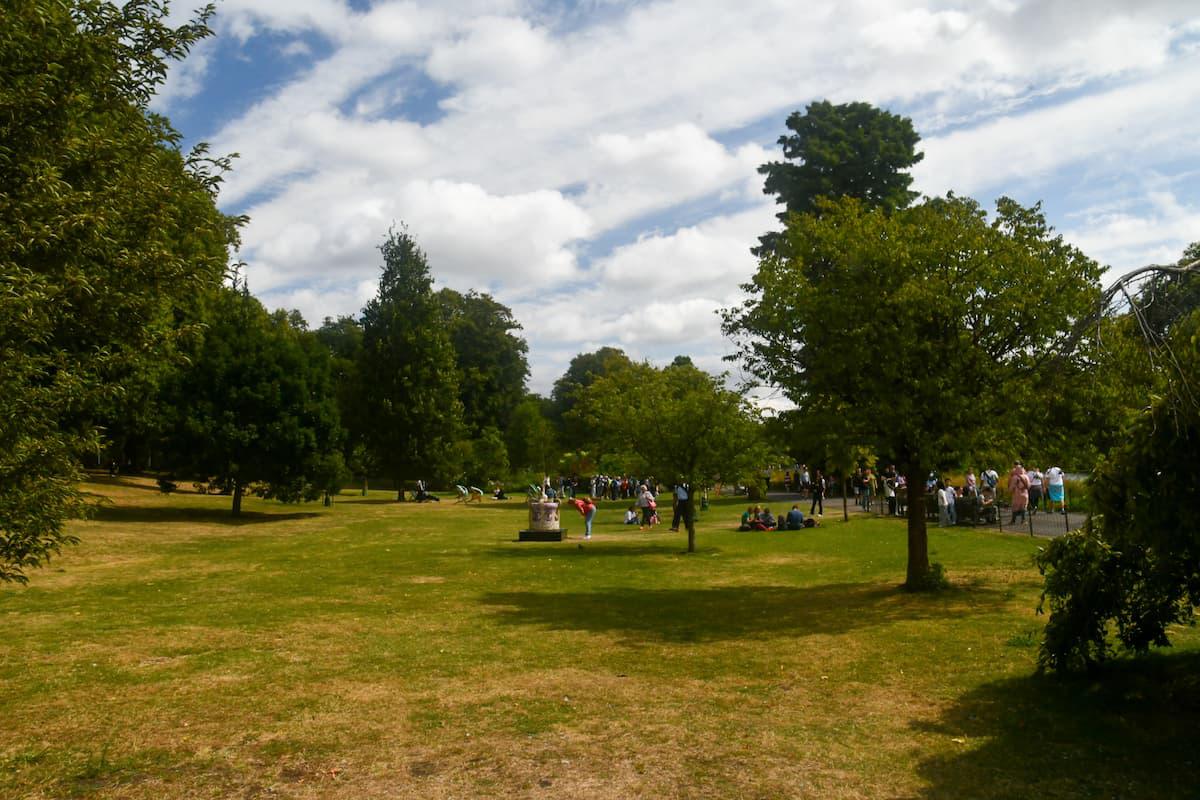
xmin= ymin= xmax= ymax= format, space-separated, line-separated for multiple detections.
xmin=854 ymin=492 xmax=1085 ymax=539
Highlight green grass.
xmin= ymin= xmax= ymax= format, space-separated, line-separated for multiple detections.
xmin=1 ymin=477 xmax=1197 ymax=798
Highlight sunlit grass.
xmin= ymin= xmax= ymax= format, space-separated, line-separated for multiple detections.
xmin=1 ymin=477 xmax=1196 ymax=798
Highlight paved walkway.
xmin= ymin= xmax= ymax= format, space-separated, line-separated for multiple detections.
xmin=760 ymin=491 xmax=1085 ymax=539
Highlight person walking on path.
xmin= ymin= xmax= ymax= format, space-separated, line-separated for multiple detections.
xmin=1027 ymin=467 xmax=1044 ymax=515
xmin=1045 ymin=465 xmax=1067 ymax=514
xmin=809 ymin=470 xmax=825 ymax=517
xmin=1008 ymin=462 xmax=1031 ymax=525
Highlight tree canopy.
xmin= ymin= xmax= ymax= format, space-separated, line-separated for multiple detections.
xmin=437 ymin=288 xmax=529 ymax=435
xmin=0 ymin=0 xmax=233 ymax=581
xmin=724 ymin=195 xmax=1102 ymax=587
xmin=551 ymin=346 xmax=634 ymax=448
xmin=572 ymin=361 xmax=766 ymax=552
xmin=1036 ymin=245 xmax=1200 ymax=672
xmin=358 ymin=228 xmax=464 ymax=496
xmin=158 ymin=286 xmax=343 ymax=514
xmin=756 ymin=100 xmax=923 ymax=255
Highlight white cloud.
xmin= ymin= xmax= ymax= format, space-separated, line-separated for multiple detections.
xmin=914 ymin=58 xmax=1200 ymax=199
xmin=1062 ymin=190 xmax=1200 ymax=275
xmin=163 ymin=0 xmax=1200 ymax=392
xmin=427 ymin=16 xmax=557 ymax=83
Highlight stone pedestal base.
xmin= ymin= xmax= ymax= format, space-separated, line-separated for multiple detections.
xmin=520 ymin=500 xmax=563 ymax=541
xmin=518 ymin=528 xmax=566 ymax=542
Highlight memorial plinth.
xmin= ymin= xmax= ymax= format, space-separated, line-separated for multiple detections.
xmin=519 ymin=500 xmax=565 ymax=541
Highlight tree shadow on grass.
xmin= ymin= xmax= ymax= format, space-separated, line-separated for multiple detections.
xmin=479 ymin=582 xmax=1008 ymax=643
xmin=90 ymin=505 xmax=321 ymax=526
xmin=908 ymin=650 xmax=1200 ymax=799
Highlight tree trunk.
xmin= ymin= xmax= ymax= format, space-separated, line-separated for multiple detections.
xmin=361 ymin=477 xmax=368 ymax=496
xmin=323 ymin=490 xmax=332 ymax=507
xmin=904 ymin=470 xmax=930 ymax=589
xmin=232 ymin=481 xmax=243 ymax=516
xmin=842 ymin=476 xmax=849 ymax=522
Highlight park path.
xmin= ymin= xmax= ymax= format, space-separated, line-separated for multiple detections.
xmin=762 ymin=490 xmax=1085 ymax=539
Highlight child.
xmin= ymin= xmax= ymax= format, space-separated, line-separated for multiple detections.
xmin=624 ymin=505 xmax=638 ymax=525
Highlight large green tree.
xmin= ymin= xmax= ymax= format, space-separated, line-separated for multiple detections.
xmin=158 ymin=287 xmax=343 ymax=515
xmin=315 ymin=315 xmax=376 ymax=493
xmin=0 ymin=0 xmax=234 ymax=582
xmin=1036 ymin=246 xmax=1200 ymax=672
xmin=359 ymin=228 xmax=464 ymax=497
xmin=573 ymin=361 xmax=766 ymax=553
xmin=724 ymin=195 xmax=1102 ymax=588
xmin=437 ymin=288 xmax=529 ymax=434
xmin=505 ymin=396 xmax=558 ymax=476
xmin=551 ymin=347 xmax=634 ymax=448
xmin=755 ymin=100 xmax=923 ymax=255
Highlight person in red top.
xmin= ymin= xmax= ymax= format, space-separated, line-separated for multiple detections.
xmin=570 ymin=496 xmax=597 ymax=539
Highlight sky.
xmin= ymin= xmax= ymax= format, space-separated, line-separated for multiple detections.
xmin=153 ymin=0 xmax=1200 ymax=396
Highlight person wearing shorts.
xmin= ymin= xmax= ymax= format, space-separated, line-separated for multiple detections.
xmin=1045 ymin=466 xmax=1066 ymax=513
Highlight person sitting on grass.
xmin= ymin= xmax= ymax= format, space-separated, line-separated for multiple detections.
xmin=752 ymin=506 xmax=777 ymax=531
xmin=785 ymin=504 xmax=805 ymax=530
xmin=739 ymin=505 xmax=758 ymax=531
xmin=624 ymin=505 xmax=639 ymax=525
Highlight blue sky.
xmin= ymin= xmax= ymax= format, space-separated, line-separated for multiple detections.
xmin=155 ymin=0 xmax=1200 ymax=397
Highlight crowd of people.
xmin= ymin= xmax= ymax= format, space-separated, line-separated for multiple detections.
xmin=765 ymin=460 xmax=1071 ymax=529
xmin=923 ymin=463 xmax=1068 ymax=526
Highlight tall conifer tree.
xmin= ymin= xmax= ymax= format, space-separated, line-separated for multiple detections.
xmin=359 ymin=228 xmax=464 ymax=498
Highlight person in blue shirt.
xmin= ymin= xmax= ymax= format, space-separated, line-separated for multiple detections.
xmin=785 ymin=504 xmax=805 ymax=530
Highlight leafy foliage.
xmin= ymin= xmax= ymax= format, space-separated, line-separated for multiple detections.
xmin=358 ymin=227 xmax=464 ymax=494
xmin=0 ymin=0 xmax=233 ymax=581
xmin=158 ymin=287 xmax=343 ymax=513
xmin=551 ymin=347 xmax=634 ymax=448
xmin=505 ymin=397 xmax=559 ymax=475
xmin=724 ymin=195 xmax=1102 ymax=587
xmin=437 ymin=289 xmax=530 ymax=434
xmin=572 ymin=361 xmax=767 ymax=552
xmin=755 ymin=100 xmax=923 ymax=254
xmin=1037 ymin=309 xmax=1200 ymax=672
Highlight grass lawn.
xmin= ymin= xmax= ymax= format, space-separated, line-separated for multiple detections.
xmin=2 ymin=477 xmax=1198 ymax=799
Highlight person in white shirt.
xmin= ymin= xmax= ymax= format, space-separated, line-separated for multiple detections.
xmin=1045 ymin=466 xmax=1066 ymax=513
xmin=937 ymin=482 xmax=952 ymax=527
xmin=1026 ymin=467 xmax=1044 ymax=514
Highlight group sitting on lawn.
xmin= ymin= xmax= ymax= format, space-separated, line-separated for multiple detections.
xmin=738 ymin=504 xmax=817 ymax=531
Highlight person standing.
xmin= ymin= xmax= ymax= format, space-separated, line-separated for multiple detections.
xmin=809 ymin=470 xmax=825 ymax=517
xmin=1045 ymin=465 xmax=1066 ymax=513
xmin=937 ymin=481 xmax=952 ymax=527
xmin=669 ymin=482 xmax=690 ymax=531
xmin=1027 ymin=467 xmax=1044 ymax=515
xmin=637 ymin=484 xmax=655 ymax=529
xmin=570 ymin=496 xmax=597 ymax=539
xmin=1008 ymin=462 xmax=1031 ymax=525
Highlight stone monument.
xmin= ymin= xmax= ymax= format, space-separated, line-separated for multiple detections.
xmin=519 ymin=496 xmax=565 ymax=541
